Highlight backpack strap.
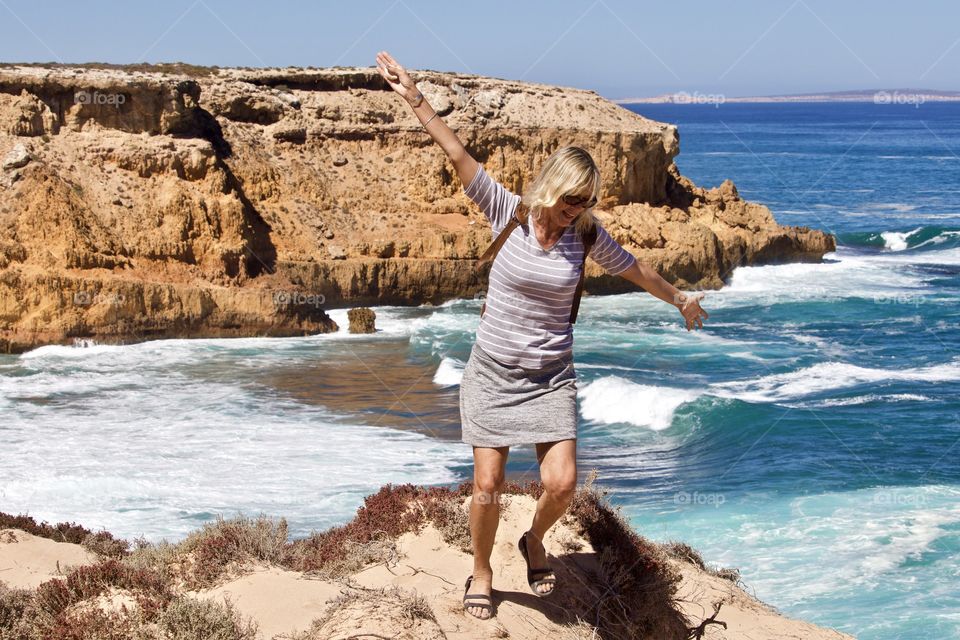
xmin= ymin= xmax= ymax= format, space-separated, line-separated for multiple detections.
xmin=476 ymin=206 xmax=524 ymax=269
xmin=477 ymin=203 xmax=526 ymax=318
xmin=569 ymin=222 xmax=597 ymax=324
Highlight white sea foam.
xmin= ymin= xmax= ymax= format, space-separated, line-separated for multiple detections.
xmin=806 ymin=393 xmax=932 ymax=407
xmin=864 ymin=203 xmax=919 ymax=213
xmin=880 ymin=227 xmax=924 ymax=251
xmin=727 ymin=351 xmax=767 ymax=361
xmin=708 ymin=357 xmax=960 ymax=404
xmin=578 ymin=376 xmax=701 ymax=431
xmin=717 ymin=243 xmax=960 ymax=309
xmin=2 ymin=333 xmax=472 ymax=542
xmin=720 ymin=486 xmax=960 ymax=603
xmin=433 ymin=357 xmax=465 ymax=386
xmin=914 ymin=230 xmax=960 ymax=249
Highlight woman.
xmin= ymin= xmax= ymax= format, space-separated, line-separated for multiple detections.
xmin=376 ymin=50 xmax=708 ymax=620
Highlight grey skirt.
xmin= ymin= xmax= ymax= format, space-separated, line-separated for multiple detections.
xmin=459 ymin=342 xmax=579 ymax=447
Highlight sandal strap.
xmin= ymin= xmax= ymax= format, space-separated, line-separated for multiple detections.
xmin=463 ymin=593 xmax=493 ymax=602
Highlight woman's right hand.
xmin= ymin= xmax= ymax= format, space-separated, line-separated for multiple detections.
xmin=376 ymin=51 xmax=418 ymax=104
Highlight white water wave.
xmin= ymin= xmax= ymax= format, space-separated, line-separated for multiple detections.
xmin=433 ymin=356 xmax=465 ymax=386
xmin=880 ymin=227 xmax=924 ymax=251
xmin=708 ymin=358 xmax=960 ymax=403
xmin=578 ymin=376 xmax=702 ymax=431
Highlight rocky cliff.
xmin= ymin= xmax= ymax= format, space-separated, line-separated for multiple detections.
xmin=0 ymin=64 xmax=834 ymax=352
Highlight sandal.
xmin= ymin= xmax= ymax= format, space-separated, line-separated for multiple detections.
xmin=463 ymin=575 xmax=494 ymax=619
xmin=518 ymin=531 xmax=556 ymax=597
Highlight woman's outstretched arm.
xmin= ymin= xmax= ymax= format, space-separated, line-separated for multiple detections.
xmin=618 ymin=261 xmax=709 ymax=331
xmin=376 ymin=50 xmax=478 ymax=186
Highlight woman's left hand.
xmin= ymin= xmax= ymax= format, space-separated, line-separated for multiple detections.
xmin=678 ymin=293 xmax=708 ymax=331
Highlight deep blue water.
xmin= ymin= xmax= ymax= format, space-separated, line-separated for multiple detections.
xmin=2 ymin=102 xmax=959 ymax=639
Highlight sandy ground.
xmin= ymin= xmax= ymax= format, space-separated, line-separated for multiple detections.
xmin=0 ymin=498 xmax=854 ymax=639
xmin=0 ymin=528 xmax=98 ymax=589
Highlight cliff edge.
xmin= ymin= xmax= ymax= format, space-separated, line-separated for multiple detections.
xmin=0 ymin=64 xmax=835 ymax=352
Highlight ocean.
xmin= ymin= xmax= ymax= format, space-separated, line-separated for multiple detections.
xmin=2 ymin=102 xmax=959 ymax=639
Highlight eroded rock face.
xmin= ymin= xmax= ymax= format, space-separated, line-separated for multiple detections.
xmin=0 ymin=64 xmax=834 ymax=352
xmin=347 ymin=307 xmax=376 ymax=334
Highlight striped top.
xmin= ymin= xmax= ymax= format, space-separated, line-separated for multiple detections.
xmin=465 ymin=164 xmax=637 ymax=369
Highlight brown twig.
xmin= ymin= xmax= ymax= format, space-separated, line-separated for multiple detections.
xmin=687 ymin=602 xmax=727 ymax=639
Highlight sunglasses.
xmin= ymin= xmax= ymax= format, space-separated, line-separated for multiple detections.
xmin=562 ymin=193 xmax=597 ymax=209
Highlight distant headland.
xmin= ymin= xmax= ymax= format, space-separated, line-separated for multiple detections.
xmin=616 ymin=88 xmax=960 ymax=105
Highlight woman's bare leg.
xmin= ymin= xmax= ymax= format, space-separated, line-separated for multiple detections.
xmin=526 ymin=438 xmax=577 ymax=594
xmin=467 ymin=445 xmax=509 ymax=618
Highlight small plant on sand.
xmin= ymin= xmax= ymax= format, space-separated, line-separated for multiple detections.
xmin=155 ymin=595 xmax=258 ymax=640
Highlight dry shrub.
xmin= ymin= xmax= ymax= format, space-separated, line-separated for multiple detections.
xmin=82 ymin=532 xmax=131 ymax=560
xmin=663 ymin=541 xmax=741 ymax=584
xmin=155 ymin=596 xmax=258 ymax=640
xmin=663 ymin=541 xmax=707 ymax=569
xmin=174 ymin=514 xmax=288 ymax=589
xmin=566 ymin=472 xmax=688 ymax=640
xmin=422 ymin=495 xmax=472 ymax=554
xmin=43 ymin=607 xmax=142 ymax=640
xmin=559 ymin=618 xmax=602 ymax=640
xmin=34 ymin=560 xmax=172 ymax=623
xmin=284 ymin=482 xmax=472 ymax=575
xmin=0 ymin=61 xmax=218 ymax=77
xmin=121 ymin=538 xmax=182 ymax=586
xmin=0 ymin=583 xmax=39 ymax=639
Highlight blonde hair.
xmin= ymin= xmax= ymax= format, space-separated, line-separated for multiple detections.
xmin=520 ymin=145 xmax=600 ymax=238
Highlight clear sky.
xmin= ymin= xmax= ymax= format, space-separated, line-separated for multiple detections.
xmin=0 ymin=0 xmax=957 ymax=99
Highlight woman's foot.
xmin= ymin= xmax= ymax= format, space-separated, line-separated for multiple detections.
xmin=463 ymin=570 xmax=494 ymax=619
xmin=519 ymin=530 xmax=556 ymax=596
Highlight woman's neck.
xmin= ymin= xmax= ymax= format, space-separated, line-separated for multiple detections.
xmin=532 ymin=210 xmax=566 ymax=239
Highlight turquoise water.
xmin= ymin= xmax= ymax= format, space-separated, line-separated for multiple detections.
xmin=2 ymin=102 xmax=959 ymax=638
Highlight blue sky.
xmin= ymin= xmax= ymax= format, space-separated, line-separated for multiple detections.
xmin=0 ymin=0 xmax=957 ymax=99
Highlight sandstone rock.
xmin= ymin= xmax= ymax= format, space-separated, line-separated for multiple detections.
xmin=2 ymin=142 xmax=31 ymax=170
xmin=0 ymin=64 xmax=835 ymax=352
xmin=0 ymin=90 xmax=58 ymax=136
xmin=347 ymin=307 xmax=376 ymax=333
xmin=272 ymin=126 xmax=306 ymax=143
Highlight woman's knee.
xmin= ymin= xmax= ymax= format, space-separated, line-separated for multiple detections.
xmin=542 ymin=469 xmax=577 ymax=500
xmin=473 ymin=472 xmax=505 ymax=503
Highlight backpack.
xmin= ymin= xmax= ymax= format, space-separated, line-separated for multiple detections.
xmin=475 ymin=202 xmax=598 ymax=324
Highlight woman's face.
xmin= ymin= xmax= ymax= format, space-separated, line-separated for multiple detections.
xmin=543 ymin=189 xmax=595 ymax=227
